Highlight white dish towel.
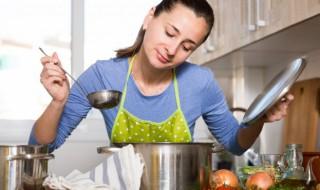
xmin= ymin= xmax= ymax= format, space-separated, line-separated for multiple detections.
xmin=43 ymin=144 xmax=145 ymax=190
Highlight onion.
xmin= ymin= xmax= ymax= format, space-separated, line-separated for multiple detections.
xmin=210 ymin=169 xmax=239 ymax=189
xmin=245 ymin=171 xmax=274 ymax=190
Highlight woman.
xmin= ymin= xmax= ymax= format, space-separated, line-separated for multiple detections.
xmin=29 ymin=0 xmax=292 ymax=154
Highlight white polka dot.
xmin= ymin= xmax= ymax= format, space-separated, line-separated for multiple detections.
xmin=177 ymin=127 xmax=180 ymax=130
xmin=141 ymin=128 xmax=144 ymax=131
xmin=140 ymin=138 xmax=144 ymax=141
xmin=129 ymin=136 xmax=132 ymax=139
xmin=174 ymin=135 xmax=177 ymax=138
xmin=135 ymin=122 xmax=139 ymax=124
xmin=152 ymin=130 xmax=155 ymax=133
xmin=164 ymin=130 xmax=168 ymax=133
xmin=152 ymin=140 xmax=156 ymax=142
xmin=120 ymin=131 xmax=122 ymax=134
xmin=135 ymin=133 xmax=138 ymax=136
xmin=159 ymin=135 xmax=162 ymax=138
xmin=147 ymin=134 xmax=150 ymax=137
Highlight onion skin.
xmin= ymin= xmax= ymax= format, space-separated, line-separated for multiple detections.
xmin=210 ymin=169 xmax=239 ymax=189
xmin=245 ymin=171 xmax=274 ymax=190
xmin=216 ymin=186 xmax=236 ymax=190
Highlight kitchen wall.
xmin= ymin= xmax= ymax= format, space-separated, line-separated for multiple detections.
xmin=265 ymin=49 xmax=320 ymax=83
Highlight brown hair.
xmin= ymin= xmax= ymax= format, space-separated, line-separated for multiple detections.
xmin=115 ymin=0 xmax=214 ymax=58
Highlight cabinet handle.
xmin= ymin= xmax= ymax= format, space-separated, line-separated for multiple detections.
xmin=248 ymin=0 xmax=256 ymax=31
xmin=203 ymin=0 xmax=219 ymax=53
xmin=256 ymin=0 xmax=266 ymax=27
xmin=204 ymin=34 xmax=215 ymax=52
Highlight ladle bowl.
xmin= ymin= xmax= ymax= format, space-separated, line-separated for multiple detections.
xmin=87 ymin=90 xmax=122 ymax=109
xmin=39 ymin=47 xmax=122 ymax=109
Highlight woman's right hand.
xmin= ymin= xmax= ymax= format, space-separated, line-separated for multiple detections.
xmin=40 ymin=52 xmax=70 ymax=104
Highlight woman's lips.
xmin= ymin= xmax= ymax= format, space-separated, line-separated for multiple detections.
xmin=156 ymin=51 xmax=169 ymax=63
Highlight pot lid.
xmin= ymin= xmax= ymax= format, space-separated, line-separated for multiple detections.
xmin=242 ymin=57 xmax=307 ymax=125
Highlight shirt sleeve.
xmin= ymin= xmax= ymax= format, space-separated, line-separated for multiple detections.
xmin=28 ymin=126 xmax=39 ymax=145
xmin=28 ymin=64 xmax=98 ymax=152
xmin=201 ymin=69 xmax=247 ymax=155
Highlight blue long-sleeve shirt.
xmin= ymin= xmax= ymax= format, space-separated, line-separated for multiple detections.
xmin=29 ymin=57 xmax=247 ymax=155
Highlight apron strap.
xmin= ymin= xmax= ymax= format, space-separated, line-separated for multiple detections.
xmin=119 ymin=56 xmax=136 ymax=108
xmin=173 ymin=69 xmax=181 ymax=109
xmin=119 ymin=56 xmax=182 ymax=110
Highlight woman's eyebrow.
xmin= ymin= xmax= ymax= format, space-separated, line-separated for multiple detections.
xmin=167 ymin=23 xmax=196 ymax=45
xmin=167 ymin=23 xmax=180 ymax=33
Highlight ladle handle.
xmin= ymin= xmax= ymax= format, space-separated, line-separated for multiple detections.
xmin=39 ymin=47 xmax=88 ymax=97
xmin=54 ymin=64 xmax=88 ymax=97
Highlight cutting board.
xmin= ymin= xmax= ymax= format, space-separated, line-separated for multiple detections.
xmin=282 ymin=78 xmax=320 ymax=151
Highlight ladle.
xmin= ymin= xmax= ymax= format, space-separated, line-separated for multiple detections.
xmin=39 ymin=47 xmax=122 ymax=109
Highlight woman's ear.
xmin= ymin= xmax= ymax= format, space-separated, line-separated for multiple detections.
xmin=143 ymin=7 xmax=156 ymax=30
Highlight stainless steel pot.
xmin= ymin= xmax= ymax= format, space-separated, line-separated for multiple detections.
xmin=97 ymin=142 xmax=223 ymax=190
xmin=0 ymin=145 xmax=54 ymax=190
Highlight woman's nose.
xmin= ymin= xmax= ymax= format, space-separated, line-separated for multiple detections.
xmin=166 ymin=41 xmax=179 ymax=56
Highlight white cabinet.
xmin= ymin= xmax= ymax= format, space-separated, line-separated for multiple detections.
xmin=190 ymin=0 xmax=320 ymax=65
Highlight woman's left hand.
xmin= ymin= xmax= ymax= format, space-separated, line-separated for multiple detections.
xmin=264 ymin=93 xmax=294 ymax=122
xmin=238 ymin=93 xmax=294 ymax=149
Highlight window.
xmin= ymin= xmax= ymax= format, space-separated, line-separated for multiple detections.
xmin=0 ymin=0 xmax=161 ymax=120
xmin=84 ymin=0 xmax=160 ymax=69
xmin=0 ymin=0 xmax=70 ymax=119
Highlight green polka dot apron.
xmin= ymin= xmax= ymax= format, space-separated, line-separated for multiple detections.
xmin=111 ymin=56 xmax=192 ymax=143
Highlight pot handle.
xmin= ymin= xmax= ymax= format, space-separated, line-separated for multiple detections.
xmin=7 ymin=153 xmax=55 ymax=161
xmin=97 ymin=147 xmax=121 ymax=154
xmin=211 ymin=144 xmax=224 ymax=153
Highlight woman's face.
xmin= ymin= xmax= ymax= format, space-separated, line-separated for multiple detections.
xmin=141 ymin=4 xmax=209 ymax=70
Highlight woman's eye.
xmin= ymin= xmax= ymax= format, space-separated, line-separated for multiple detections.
xmin=182 ymin=46 xmax=192 ymax=52
xmin=165 ymin=31 xmax=174 ymax=37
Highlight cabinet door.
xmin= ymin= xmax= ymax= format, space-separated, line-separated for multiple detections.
xmin=189 ymin=0 xmax=320 ymax=65
xmin=281 ymin=0 xmax=320 ymax=26
xmin=189 ymin=0 xmax=221 ymax=64
xmin=238 ymin=0 xmax=320 ymax=48
xmin=282 ymin=78 xmax=320 ymax=152
xmin=306 ymin=0 xmax=320 ymax=16
xmin=190 ymin=0 xmax=245 ymax=64
xmin=253 ymin=0 xmax=320 ymax=38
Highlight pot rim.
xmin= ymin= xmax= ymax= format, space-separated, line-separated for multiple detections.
xmin=0 ymin=144 xmax=48 ymax=148
xmin=7 ymin=153 xmax=54 ymax=161
xmin=98 ymin=142 xmax=224 ymax=153
xmin=111 ymin=142 xmax=219 ymax=146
